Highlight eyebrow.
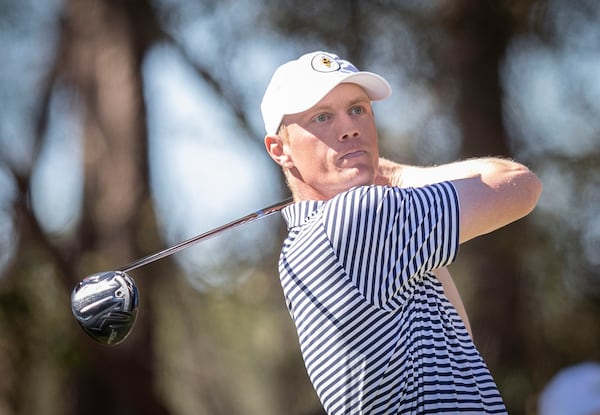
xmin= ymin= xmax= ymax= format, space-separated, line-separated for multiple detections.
xmin=282 ymin=93 xmax=371 ymax=126
xmin=311 ymin=96 xmax=372 ymax=113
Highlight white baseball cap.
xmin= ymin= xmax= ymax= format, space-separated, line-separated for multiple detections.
xmin=261 ymin=51 xmax=392 ymax=135
xmin=539 ymin=362 xmax=600 ymax=415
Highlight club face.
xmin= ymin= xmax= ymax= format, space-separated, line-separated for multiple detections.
xmin=71 ymin=270 xmax=139 ymax=345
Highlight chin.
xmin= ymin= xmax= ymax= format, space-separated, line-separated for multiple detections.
xmin=344 ymin=168 xmax=375 ymax=188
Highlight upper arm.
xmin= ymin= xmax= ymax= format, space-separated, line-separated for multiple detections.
xmin=324 ymin=186 xmax=459 ymax=308
xmin=451 ymin=165 xmax=542 ymax=243
xmin=378 ymin=156 xmax=542 ymax=244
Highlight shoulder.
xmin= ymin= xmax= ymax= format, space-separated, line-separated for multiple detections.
xmin=325 ymin=183 xmax=457 ymax=213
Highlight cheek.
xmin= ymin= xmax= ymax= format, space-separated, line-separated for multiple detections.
xmin=288 ymin=139 xmax=330 ymax=169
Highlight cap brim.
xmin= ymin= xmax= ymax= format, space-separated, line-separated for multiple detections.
xmin=282 ymin=71 xmax=391 ymax=117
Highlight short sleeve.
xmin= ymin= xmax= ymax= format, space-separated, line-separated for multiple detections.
xmin=323 ymin=184 xmax=460 ymax=308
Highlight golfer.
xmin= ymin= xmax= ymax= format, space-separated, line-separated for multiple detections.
xmin=261 ymin=51 xmax=542 ymax=414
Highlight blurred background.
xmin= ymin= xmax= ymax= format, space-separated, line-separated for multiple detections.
xmin=1 ymin=0 xmax=599 ymax=414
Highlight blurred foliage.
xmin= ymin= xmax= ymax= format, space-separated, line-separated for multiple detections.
xmin=0 ymin=0 xmax=599 ymax=414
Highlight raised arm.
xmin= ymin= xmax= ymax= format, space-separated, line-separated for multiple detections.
xmin=376 ymin=157 xmax=543 ymax=244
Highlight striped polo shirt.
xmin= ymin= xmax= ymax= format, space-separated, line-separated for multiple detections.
xmin=279 ymin=184 xmax=507 ymax=414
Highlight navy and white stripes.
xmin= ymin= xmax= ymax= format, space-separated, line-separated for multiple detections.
xmin=279 ymin=184 xmax=507 ymax=414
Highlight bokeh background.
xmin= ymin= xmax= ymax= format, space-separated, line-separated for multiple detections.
xmin=1 ymin=0 xmax=599 ymax=414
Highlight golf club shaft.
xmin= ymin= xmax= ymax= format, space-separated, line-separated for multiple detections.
xmin=118 ymin=197 xmax=293 ymax=273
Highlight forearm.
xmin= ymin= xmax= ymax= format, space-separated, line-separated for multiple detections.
xmin=375 ymin=157 xmax=436 ymax=188
xmin=377 ymin=157 xmax=472 ymax=188
xmin=377 ymin=156 xmax=535 ymax=188
xmin=434 ymin=267 xmax=473 ymax=339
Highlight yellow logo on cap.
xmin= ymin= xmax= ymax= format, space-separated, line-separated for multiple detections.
xmin=311 ymin=53 xmax=341 ymax=73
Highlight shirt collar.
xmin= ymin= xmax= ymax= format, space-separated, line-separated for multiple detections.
xmin=281 ymin=200 xmax=324 ymax=229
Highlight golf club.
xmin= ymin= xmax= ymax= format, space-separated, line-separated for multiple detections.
xmin=71 ymin=197 xmax=293 ymax=346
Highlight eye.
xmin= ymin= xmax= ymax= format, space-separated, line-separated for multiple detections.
xmin=350 ymin=105 xmax=365 ymax=115
xmin=313 ymin=113 xmax=330 ymax=123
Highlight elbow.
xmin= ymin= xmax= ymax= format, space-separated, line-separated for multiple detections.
xmin=531 ymin=173 xmax=543 ymax=208
xmin=516 ymin=168 xmax=543 ymax=217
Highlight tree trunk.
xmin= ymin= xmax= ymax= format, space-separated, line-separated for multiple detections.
xmin=58 ymin=0 xmax=169 ymax=413
xmin=436 ymin=2 xmax=534 ymax=412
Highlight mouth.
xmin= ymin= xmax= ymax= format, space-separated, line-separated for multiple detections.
xmin=340 ymin=150 xmax=367 ymax=161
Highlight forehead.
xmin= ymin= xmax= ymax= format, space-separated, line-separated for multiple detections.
xmin=285 ymin=83 xmax=370 ymax=119
xmin=313 ymin=83 xmax=370 ymax=107
xmin=280 ymin=83 xmax=371 ymax=130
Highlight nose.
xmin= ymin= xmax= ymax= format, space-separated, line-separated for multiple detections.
xmin=338 ymin=115 xmax=360 ymax=141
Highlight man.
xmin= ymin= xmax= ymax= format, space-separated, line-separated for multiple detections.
xmin=261 ymin=51 xmax=542 ymax=414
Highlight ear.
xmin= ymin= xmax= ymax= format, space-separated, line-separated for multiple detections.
xmin=264 ymin=134 xmax=294 ymax=168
